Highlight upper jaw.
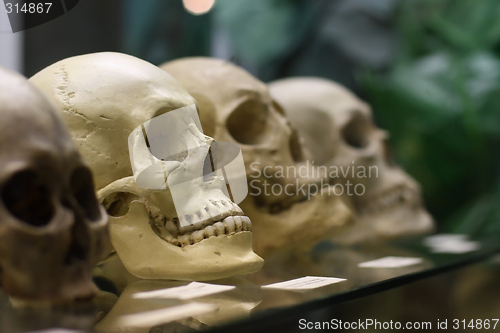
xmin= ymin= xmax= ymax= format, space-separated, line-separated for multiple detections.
xmin=355 ymin=183 xmax=421 ymax=216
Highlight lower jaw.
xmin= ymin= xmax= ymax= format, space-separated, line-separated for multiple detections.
xmin=132 ymin=232 xmax=264 ymax=281
xmin=110 ymin=201 xmax=264 ymax=280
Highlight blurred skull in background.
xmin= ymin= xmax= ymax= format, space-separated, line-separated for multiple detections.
xmin=270 ymin=77 xmax=434 ymax=244
xmin=162 ymin=58 xmax=353 ymax=257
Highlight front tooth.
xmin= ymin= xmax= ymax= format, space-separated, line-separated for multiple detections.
xmin=178 ymin=235 xmax=191 ymax=247
xmin=204 ymin=225 xmax=215 ymax=238
xmin=214 ymin=222 xmax=225 ymax=236
xmin=224 ymin=216 xmax=236 ymax=234
xmin=234 ymin=216 xmax=243 ymax=232
xmin=241 ymin=216 xmax=252 ymax=231
xmin=192 ymin=230 xmax=204 ymax=243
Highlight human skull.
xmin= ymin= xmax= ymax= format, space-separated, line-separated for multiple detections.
xmin=30 ymin=53 xmax=263 ymax=280
xmin=269 ymin=77 xmax=434 ymax=244
xmin=161 ymin=58 xmax=353 ymax=257
xmin=0 ymin=67 xmax=109 ymax=302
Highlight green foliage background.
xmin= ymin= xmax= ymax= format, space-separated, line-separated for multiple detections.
xmin=363 ymin=0 xmax=500 ymax=236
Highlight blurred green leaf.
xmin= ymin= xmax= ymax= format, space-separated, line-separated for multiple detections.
xmin=362 ymin=0 xmax=500 ymax=224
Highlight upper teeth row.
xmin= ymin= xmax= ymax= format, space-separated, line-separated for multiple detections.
xmin=357 ymin=186 xmax=419 ymax=215
xmin=150 ymin=210 xmax=252 ymax=247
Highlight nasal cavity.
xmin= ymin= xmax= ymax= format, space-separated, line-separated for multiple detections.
xmin=70 ymin=167 xmax=101 ymax=222
xmin=64 ymin=220 xmax=90 ymax=265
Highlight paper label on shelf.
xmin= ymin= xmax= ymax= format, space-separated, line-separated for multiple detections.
xmin=358 ymin=256 xmax=423 ymax=268
xmin=262 ymin=276 xmax=346 ymax=290
xmin=117 ymin=302 xmax=217 ymax=328
xmin=423 ymin=234 xmax=480 ymax=254
xmin=133 ymin=282 xmax=235 ymax=300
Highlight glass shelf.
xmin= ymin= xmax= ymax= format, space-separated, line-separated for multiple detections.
xmin=1 ymin=234 xmax=498 ymax=333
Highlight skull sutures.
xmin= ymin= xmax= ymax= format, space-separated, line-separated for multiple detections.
xmin=269 ymin=77 xmax=434 ymax=244
xmin=0 ymin=67 xmax=110 ymax=302
xmin=30 ymin=53 xmax=263 ymax=280
xmin=161 ymin=58 xmax=353 ymax=257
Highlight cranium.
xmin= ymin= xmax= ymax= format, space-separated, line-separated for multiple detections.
xmin=0 ymin=67 xmax=109 ymax=302
xmin=161 ymin=58 xmax=353 ymax=257
xmin=30 ymin=52 xmax=263 ymax=280
xmin=269 ymin=77 xmax=434 ymax=244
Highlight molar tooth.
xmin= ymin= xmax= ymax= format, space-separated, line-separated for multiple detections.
xmin=234 ymin=216 xmax=243 ymax=232
xmin=224 ymin=216 xmax=236 ymax=234
xmin=241 ymin=216 xmax=252 ymax=231
xmin=204 ymin=225 xmax=215 ymax=238
xmin=213 ymin=222 xmax=225 ymax=236
xmin=170 ymin=237 xmax=180 ymax=247
xmin=180 ymin=221 xmax=195 ymax=233
xmin=163 ymin=234 xmax=175 ymax=243
xmin=178 ymin=235 xmax=191 ymax=247
xmin=165 ymin=220 xmax=178 ymax=235
xmin=192 ymin=230 xmax=205 ymax=243
xmin=154 ymin=215 xmax=164 ymax=226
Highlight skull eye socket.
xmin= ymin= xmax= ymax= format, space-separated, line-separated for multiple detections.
xmin=341 ymin=112 xmax=371 ymax=149
xmin=227 ymin=100 xmax=270 ymax=145
xmin=70 ymin=167 xmax=101 ymax=222
xmin=1 ymin=170 xmax=54 ymax=227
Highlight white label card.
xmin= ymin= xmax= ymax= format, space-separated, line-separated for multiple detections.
xmin=358 ymin=256 xmax=423 ymax=268
xmin=117 ymin=302 xmax=217 ymax=328
xmin=133 ymin=282 xmax=235 ymax=300
xmin=423 ymin=234 xmax=480 ymax=254
xmin=262 ymin=276 xmax=346 ymax=290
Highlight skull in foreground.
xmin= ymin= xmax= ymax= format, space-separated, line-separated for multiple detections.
xmin=30 ymin=53 xmax=263 ymax=280
xmin=0 ymin=67 xmax=109 ymax=302
xmin=270 ymin=77 xmax=434 ymax=244
xmin=161 ymin=58 xmax=353 ymax=257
